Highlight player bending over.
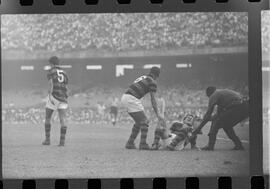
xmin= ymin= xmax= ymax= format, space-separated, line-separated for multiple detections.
xmin=121 ymin=67 xmax=165 ymax=150
xmin=151 ymin=114 xmax=199 ymax=151
xmin=42 ymin=56 xmax=69 ymax=147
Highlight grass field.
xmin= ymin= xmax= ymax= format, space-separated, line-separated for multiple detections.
xmin=3 ymin=122 xmax=249 ymax=179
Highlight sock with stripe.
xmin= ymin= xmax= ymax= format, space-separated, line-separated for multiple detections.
xmin=59 ymin=126 xmax=67 ymax=145
xmin=140 ymin=124 xmax=149 ymax=145
xmin=153 ymin=128 xmax=163 ymax=145
xmin=127 ymin=124 xmax=140 ymax=144
xmin=45 ymin=123 xmax=51 ymax=141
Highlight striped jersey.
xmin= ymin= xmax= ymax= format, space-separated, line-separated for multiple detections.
xmin=126 ymin=75 xmax=157 ymax=99
xmin=47 ymin=67 xmax=68 ymax=103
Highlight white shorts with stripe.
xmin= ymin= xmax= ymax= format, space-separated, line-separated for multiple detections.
xmin=121 ymin=94 xmax=144 ymax=113
xmin=46 ymin=94 xmax=68 ymax=111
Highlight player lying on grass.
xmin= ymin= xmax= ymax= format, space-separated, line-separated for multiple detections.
xmin=151 ymin=114 xmax=200 ymax=151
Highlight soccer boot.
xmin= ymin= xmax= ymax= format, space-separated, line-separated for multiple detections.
xmin=58 ymin=140 xmax=65 ymax=147
xmin=42 ymin=139 xmax=50 ymax=145
xmin=139 ymin=143 xmax=150 ymax=150
xmin=125 ymin=142 xmax=136 ymax=149
xmin=201 ymin=145 xmax=214 ymax=151
xmin=231 ymin=145 xmax=245 ymax=151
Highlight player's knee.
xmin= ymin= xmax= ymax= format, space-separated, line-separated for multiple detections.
xmin=59 ymin=118 xmax=66 ymax=126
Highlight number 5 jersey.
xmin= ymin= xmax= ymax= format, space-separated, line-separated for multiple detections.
xmin=47 ymin=67 xmax=68 ymax=103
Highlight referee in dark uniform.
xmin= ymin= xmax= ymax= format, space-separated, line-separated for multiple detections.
xmin=193 ymin=86 xmax=249 ymax=151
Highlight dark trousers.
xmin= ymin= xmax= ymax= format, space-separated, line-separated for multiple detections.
xmin=208 ymin=100 xmax=249 ymax=148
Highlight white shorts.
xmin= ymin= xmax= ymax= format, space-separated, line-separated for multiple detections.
xmin=121 ymin=94 xmax=144 ymax=113
xmin=46 ymin=94 xmax=68 ymax=111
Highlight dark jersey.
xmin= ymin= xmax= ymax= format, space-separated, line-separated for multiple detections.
xmin=126 ymin=75 xmax=157 ymax=99
xmin=47 ymin=67 xmax=68 ymax=103
xmin=208 ymin=89 xmax=242 ymax=113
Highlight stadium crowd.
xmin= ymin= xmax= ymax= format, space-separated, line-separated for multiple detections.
xmin=2 ymin=82 xmax=248 ymax=125
xmin=2 ymin=13 xmax=247 ymax=52
xmin=1 ymin=12 xmax=250 ymax=125
xmin=2 ymin=105 xmax=206 ymax=125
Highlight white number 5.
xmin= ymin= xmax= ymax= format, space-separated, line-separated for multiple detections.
xmin=56 ymin=70 xmax=64 ymax=83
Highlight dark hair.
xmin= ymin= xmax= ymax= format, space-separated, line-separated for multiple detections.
xmin=149 ymin=66 xmax=160 ymax=78
xmin=206 ymin=86 xmax=216 ymax=97
xmin=49 ymin=56 xmax=60 ymax=65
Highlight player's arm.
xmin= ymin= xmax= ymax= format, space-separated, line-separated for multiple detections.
xmin=193 ymin=102 xmax=215 ymax=135
xmin=47 ymin=71 xmax=53 ymax=94
xmin=150 ymin=91 xmax=162 ymax=120
xmin=48 ymin=79 xmax=53 ymax=94
xmin=160 ymin=98 xmax=166 ymax=118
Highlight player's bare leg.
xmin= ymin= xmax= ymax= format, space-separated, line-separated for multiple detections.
xmin=42 ymin=108 xmax=54 ymax=145
xmin=58 ymin=109 xmax=67 ymax=147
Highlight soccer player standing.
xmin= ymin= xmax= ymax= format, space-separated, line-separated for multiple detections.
xmin=192 ymin=86 xmax=249 ymax=150
xmin=110 ymin=97 xmax=119 ymax=126
xmin=121 ymin=67 xmax=164 ymax=150
xmin=42 ymin=56 xmax=69 ymax=146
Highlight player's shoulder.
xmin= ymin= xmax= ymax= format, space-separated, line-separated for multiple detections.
xmin=47 ymin=68 xmax=55 ymax=77
xmin=146 ymin=75 xmax=155 ymax=82
xmin=48 ymin=67 xmax=58 ymax=74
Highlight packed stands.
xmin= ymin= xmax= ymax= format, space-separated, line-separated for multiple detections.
xmin=2 ymin=13 xmax=247 ymax=53
xmin=2 ymin=13 xmax=249 ymax=125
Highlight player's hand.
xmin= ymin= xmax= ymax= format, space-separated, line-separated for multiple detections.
xmin=157 ymin=117 xmax=166 ymax=129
